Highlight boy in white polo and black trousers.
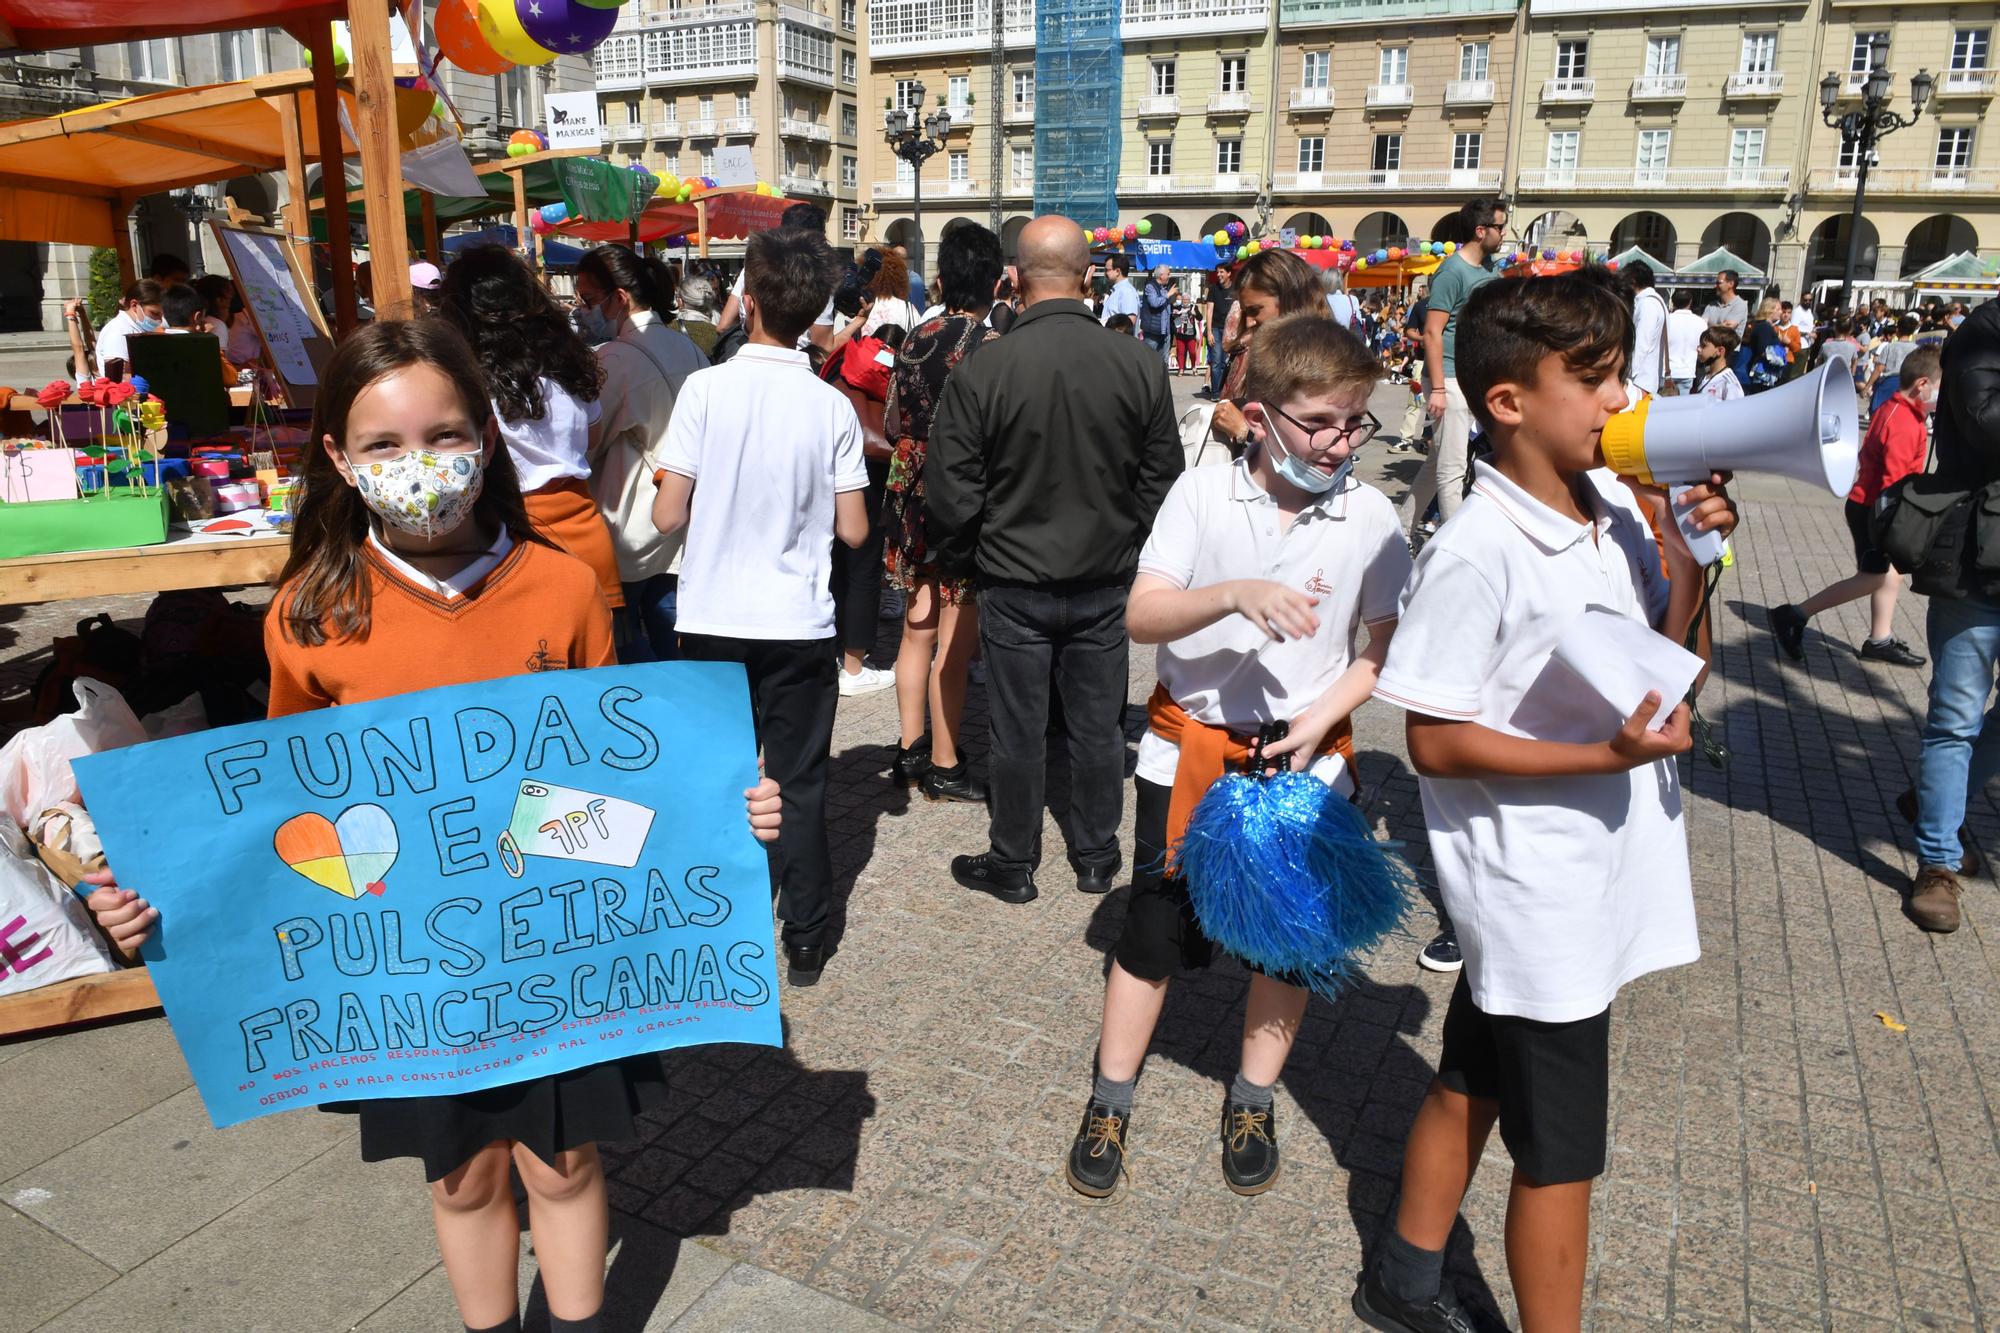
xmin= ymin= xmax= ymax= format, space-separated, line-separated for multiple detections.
xmin=654 ymin=226 xmax=871 ymax=988
xmin=1063 ymin=314 xmax=1412 ymax=1199
xmin=1352 ymin=271 xmax=1737 ymax=1332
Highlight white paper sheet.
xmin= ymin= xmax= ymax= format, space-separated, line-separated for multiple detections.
xmin=1550 ymin=606 xmax=1704 ymax=732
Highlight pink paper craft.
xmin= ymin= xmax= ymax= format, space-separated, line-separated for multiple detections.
xmin=0 ymin=447 xmax=80 ymax=503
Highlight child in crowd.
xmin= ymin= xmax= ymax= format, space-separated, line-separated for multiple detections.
xmin=1694 ymin=326 xmax=1744 ymax=401
xmin=1768 ymin=346 xmax=1940 ymax=669
xmin=94 ymin=279 xmax=164 ymax=379
xmin=653 ymin=226 xmax=871 ymax=988
xmin=1065 ymin=315 xmax=1411 ymax=1199
xmin=1353 ymin=273 xmax=1735 ymax=1331
xmin=84 ymin=321 xmax=782 ymax=1333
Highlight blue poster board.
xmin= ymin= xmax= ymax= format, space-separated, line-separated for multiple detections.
xmin=74 ymin=663 xmax=780 ymax=1128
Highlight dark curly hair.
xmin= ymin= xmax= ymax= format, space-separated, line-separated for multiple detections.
xmin=432 ymin=245 xmax=601 ymax=424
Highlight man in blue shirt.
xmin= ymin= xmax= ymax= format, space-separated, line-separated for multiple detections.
xmin=1099 ymin=255 xmax=1141 ymax=333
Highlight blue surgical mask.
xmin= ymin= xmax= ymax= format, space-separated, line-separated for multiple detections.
xmin=134 ymin=315 xmax=163 ymax=333
xmin=573 ymin=301 xmax=616 ymax=344
xmin=1265 ymin=418 xmax=1350 ymax=495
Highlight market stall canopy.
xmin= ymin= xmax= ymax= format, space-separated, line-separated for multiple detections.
xmin=1678 ymin=247 xmax=1764 ymax=280
xmin=1345 ymin=253 xmax=1443 ymax=288
xmin=308 ymin=157 xmax=575 ymax=237
xmin=1905 ymin=251 xmax=2000 ymax=292
xmin=550 ymin=189 xmax=793 ymax=244
xmin=0 ymin=72 xmax=356 ymax=248
xmin=444 ymin=225 xmax=587 ymax=268
xmin=0 ymin=0 xmax=345 ymax=51
xmin=1604 ymin=246 xmax=1677 ymax=277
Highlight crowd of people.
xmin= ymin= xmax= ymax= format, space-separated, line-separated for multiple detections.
xmin=62 ymin=188 xmax=2000 ymax=1333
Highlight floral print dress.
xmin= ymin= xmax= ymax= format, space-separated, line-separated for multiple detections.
xmin=882 ymin=313 xmax=997 ymax=604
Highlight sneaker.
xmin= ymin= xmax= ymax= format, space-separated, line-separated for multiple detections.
xmin=1351 ymin=1263 xmax=1476 ymax=1333
xmin=1895 ymin=788 xmax=1980 ymax=877
xmin=837 ymin=664 xmax=895 ymax=697
xmin=952 ymin=852 xmax=1038 ymax=904
xmin=1064 ymin=1099 xmax=1130 ymax=1197
xmin=1768 ymin=603 xmax=1807 ymax=661
xmin=1417 ymin=930 xmax=1462 ymax=973
xmin=1859 ymin=637 xmax=1926 ymax=668
xmin=1909 ymin=865 xmax=1965 ymax=933
xmin=1220 ymin=1098 xmax=1280 ymax=1195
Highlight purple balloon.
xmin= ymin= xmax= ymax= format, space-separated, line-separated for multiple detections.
xmin=516 ymin=0 xmax=619 ymax=54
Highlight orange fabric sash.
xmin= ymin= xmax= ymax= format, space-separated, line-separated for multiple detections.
xmin=1146 ymin=682 xmax=1353 ymax=862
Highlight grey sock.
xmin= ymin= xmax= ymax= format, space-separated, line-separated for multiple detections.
xmin=549 ymin=1315 xmax=602 ymax=1333
xmin=1228 ymin=1070 xmax=1275 ymax=1109
xmin=1377 ymin=1228 xmax=1445 ymax=1304
xmin=1092 ymin=1067 xmax=1136 ymax=1114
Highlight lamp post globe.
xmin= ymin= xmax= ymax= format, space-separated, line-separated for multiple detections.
xmin=1819 ymin=36 xmax=1934 ymax=316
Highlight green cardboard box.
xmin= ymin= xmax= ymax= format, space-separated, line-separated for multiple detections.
xmin=0 ymin=490 xmax=171 ymax=560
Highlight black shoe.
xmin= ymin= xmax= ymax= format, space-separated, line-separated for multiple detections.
xmin=1220 ymin=1098 xmax=1279 ymax=1195
xmin=888 ymin=736 xmax=932 ymax=787
xmin=784 ymin=942 xmax=826 ymax=987
xmin=952 ymin=853 xmax=1038 ymax=904
xmin=1193 ymin=388 xmax=1217 ymax=401
xmin=1069 ymin=854 xmax=1120 ymax=895
xmin=1064 ymin=1099 xmax=1130 ymax=1197
xmin=1768 ymin=603 xmax=1807 ymax=661
xmin=920 ymin=761 xmax=987 ymax=803
xmin=1898 ymin=787 xmax=1982 ymax=877
xmin=1351 ymin=1263 xmax=1476 ymax=1333
xmin=1859 ymin=636 xmax=1926 ymax=668
xmin=1417 ymin=929 xmax=1462 ymax=974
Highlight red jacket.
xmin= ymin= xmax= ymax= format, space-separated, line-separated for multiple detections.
xmin=1848 ymin=393 xmax=1929 ymax=504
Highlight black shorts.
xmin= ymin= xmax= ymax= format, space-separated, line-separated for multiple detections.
xmin=1436 ymin=973 xmax=1611 ymax=1185
xmin=1114 ymin=777 xmax=1221 ymax=981
xmin=1846 ymin=497 xmax=1891 ymax=576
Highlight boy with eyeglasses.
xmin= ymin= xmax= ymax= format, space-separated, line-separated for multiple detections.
xmin=1061 ymin=314 xmax=1411 ymax=1199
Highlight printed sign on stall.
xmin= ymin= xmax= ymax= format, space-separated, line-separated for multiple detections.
xmin=545 ymin=91 xmax=602 ymax=151
xmin=75 ymin=663 xmax=781 ymax=1128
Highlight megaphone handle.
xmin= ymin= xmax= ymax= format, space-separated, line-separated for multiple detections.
xmin=1670 ymin=484 xmax=1729 ymax=567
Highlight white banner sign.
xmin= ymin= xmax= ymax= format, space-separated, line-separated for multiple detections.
xmin=545 ymin=91 xmax=602 ymax=151
xmin=710 ymin=145 xmax=756 ymax=188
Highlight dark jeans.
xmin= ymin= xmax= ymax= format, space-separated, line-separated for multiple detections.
xmin=1207 ymin=334 xmax=1230 ymax=396
xmin=829 ymin=457 xmax=889 ymax=656
xmin=1143 ymin=330 xmax=1171 ymax=366
xmin=979 ymin=581 xmax=1129 ymax=874
xmin=680 ymin=633 xmax=838 ymax=948
xmin=614 ymin=573 xmax=680 ymax=663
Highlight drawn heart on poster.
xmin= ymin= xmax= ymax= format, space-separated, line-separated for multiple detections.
xmin=273 ymin=804 xmax=400 ymax=899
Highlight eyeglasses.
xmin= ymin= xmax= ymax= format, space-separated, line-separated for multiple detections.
xmin=1262 ymin=401 xmax=1380 ymax=452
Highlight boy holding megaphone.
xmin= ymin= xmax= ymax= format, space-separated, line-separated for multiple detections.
xmin=1354 ymin=271 xmax=1737 ymax=1333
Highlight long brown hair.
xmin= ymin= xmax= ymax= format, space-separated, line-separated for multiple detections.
xmin=870 ymin=246 xmax=909 ymax=302
xmin=1234 ymin=249 xmax=1325 ymax=319
xmin=277 ymin=320 xmax=545 ymax=647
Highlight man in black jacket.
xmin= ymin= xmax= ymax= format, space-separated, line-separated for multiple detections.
xmin=927 ymin=215 xmax=1184 ymax=902
xmin=1909 ymin=298 xmax=2000 ymax=933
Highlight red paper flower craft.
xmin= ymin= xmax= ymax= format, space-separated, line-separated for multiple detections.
xmin=36 ymin=380 xmax=70 ymax=409
xmin=103 ymin=381 xmax=136 ymax=407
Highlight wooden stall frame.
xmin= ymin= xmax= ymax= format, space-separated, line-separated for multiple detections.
xmin=209 ymin=220 xmax=335 ymax=410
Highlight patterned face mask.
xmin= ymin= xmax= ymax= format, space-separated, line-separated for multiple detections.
xmin=350 ymin=448 xmax=484 ymax=540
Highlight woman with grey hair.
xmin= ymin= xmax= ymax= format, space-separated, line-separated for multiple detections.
xmin=673 ymin=272 xmax=721 ymax=357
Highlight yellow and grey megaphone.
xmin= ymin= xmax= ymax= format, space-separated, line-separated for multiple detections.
xmin=1601 ymin=356 xmax=1861 ymax=565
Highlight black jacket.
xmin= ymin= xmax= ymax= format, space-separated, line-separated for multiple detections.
xmin=926 ymin=298 xmax=1183 ymax=586
xmin=1936 ymin=299 xmax=2000 ymax=490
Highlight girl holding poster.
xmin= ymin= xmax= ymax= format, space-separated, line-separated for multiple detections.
xmin=84 ymin=320 xmax=782 ymax=1333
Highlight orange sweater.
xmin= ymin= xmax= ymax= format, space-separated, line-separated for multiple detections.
xmin=265 ymin=539 xmax=615 ymax=718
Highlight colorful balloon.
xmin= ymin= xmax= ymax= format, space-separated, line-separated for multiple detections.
xmin=1242 ymin=240 xmax=1261 ymax=257
xmin=1123 ymin=224 xmax=1138 ymax=241
xmin=475 ymin=0 xmax=558 ymax=66
xmin=437 ymin=0 xmax=513 ymax=75
xmin=1227 ymin=221 xmax=1246 ymax=240
xmin=1136 ymin=219 xmax=1153 ymax=236
xmin=517 ymin=0 xmax=620 ymax=57
xmin=1212 ymin=230 xmax=1229 ymax=246
xmin=1442 ymin=241 xmax=1455 ymax=255
xmin=540 ymin=202 xmax=569 ymax=222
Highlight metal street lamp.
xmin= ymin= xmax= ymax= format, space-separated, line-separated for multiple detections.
xmin=1820 ymin=34 xmax=1934 ymax=314
xmin=883 ymin=80 xmax=952 ymax=284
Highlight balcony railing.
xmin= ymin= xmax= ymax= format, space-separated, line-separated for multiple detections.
xmin=1939 ymin=69 xmax=1997 ymax=97
xmin=596 ymin=71 xmax=643 ymax=91
xmin=614 ymin=0 xmax=756 ymax=28
xmin=1121 ymin=0 xmax=1269 ymax=38
xmin=1208 ymin=90 xmax=1253 ymax=114
xmin=651 ymin=119 xmax=683 ymax=138
xmin=870 ymin=178 xmax=981 ymax=201
xmin=1629 ymin=73 xmax=1687 ymax=100
xmin=612 ymin=121 xmax=647 ymax=141
xmin=1116 ymin=172 xmax=1258 ymax=195
xmin=779 ymin=3 xmax=834 ymax=30
xmin=945 ymin=102 xmax=975 ymax=127
xmin=777 ymin=59 xmax=837 ymax=87
xmin=1365 ymin=81 xmax=1413 ymax=108
xmin=1288 ymin=86 xmax=1334 ymax=111
xmin=779 ymin=173 xmax=831 ymax=196
xmin=1136 ymin=94 xmax=1181 ymax=117
xmin=720 ymin=115 xmax=757 ymax=136
xmin=1724 ymin=70 xmax=1784 ymax=97
xmin=780 ymin=117 xmax=833 ymax=141
xmin=1807 ymin=166 xmax=2000 ymax=194
xmin=1272 ymin=167 xmax=1502 ymax=192
xmin=1540 ymin=77 xmax=1595 ymax=103
xmin=1517 ymin=166 xmax=1792 ymax=192
xmin=684 ymin=117 xmax=719 ymax=137
xmin=1005 ymin=99 xmax=1035 ymax=122
xmin=866 ymin=0 xmax=1034 ymax=55
xmin=1279 ymin=0 xmax=1518 ymax=26
xmin=1444 ymin=79 xmax=1494 ymax=105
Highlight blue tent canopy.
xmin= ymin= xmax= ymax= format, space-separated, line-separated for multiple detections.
xmin=1100 ymin=239 xmax=1228 ymax=270
xmin=442 ymin=225 xmax=589 ymax=269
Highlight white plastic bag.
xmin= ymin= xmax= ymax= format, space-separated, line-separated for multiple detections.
xmin=0 ymin=679 xmax=147 ymax=831
xmin=0 ymin=820 xmax=115 ymax=997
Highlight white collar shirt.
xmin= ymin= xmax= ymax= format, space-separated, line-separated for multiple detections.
xmin=1666 ymin=308 xmax=1706 ymax=380
xmin=1630 ymin=289 xmax=1668 ymax=393
xmin=1372 ymin=459 xmax=1697 ymax=1022
xmin=366 ymin=526 xmax=514 ymax=601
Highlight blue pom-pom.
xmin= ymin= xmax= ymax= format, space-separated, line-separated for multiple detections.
xmin=1172 ymin=772 xmax=1415 ymax=999
xmin=128 ymin=375 xmax=148 ymax=397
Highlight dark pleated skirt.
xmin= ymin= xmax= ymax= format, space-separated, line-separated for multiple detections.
xmin=324 ymin=1055 xmax=669 ymax=1182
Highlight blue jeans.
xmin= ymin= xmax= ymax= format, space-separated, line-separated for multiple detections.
xmin=1916 ymin=596 xmax=2000 ymax=867
xmin=1207 ymin=335 xmax=1230 ymax=396
xmin=614 ymin=573 xmax=680 ymax=663
xmin=1143 ymin=330 xmax=1171 ymax=366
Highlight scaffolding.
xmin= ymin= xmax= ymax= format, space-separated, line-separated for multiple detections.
xmin=1033 ymin=0 xmax=1120 ymax=226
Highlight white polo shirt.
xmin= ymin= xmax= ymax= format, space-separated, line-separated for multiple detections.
xmin=1135 ymin=459 xmax=1410 ymax=793
xmin=1372 ymin=460 xmax=1698 ymax=1023
xmin=659 ymin=343 xmax=868 ymax=640
xmin=496 ymin=378 xmax=598 ymax=494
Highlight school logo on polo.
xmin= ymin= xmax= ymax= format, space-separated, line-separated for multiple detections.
xmin=1305 ymin=569 xmax=1333 ymax=596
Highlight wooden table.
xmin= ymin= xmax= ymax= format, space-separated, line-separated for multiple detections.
xmin=0 ymin=526 xmax=289 ymax=606
xmin=6 ymin=386 xmax=256 ymax=414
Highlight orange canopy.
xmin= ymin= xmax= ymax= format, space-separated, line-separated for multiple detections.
xmin=552 ymin=191 xmax=795 ymax=245
xmin=0 ymin=0 xmax=344 ymax=51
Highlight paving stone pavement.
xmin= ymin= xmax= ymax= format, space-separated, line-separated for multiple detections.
xmin=4 ymin=377 xmax=2000 ymax=1331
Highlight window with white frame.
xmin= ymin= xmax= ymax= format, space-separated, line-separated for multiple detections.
xmin=1645 ymin=35 xmax=1679 ymax=77
xmin=1836 ymin=135 xmax=1862 ymax=176
xmin=1012 ymin=146 xmax=1033 ymax=186
xmin=1216 ymin=139 xmax=1242 ymax=174
xmin=639 ymin=22 xmax=755 ymax=78
xmin=1546 ymin=129 xmax=1579 ymax=179
xmin=1953 ymin=29 xmax=1990 ymax=71
xmin=593 ymin=35 xmax=640 ymax=81
xmin=1151 ymin=60 xmax=1175 ymax=97
xmin=1729 ymin=127 xmax=1765 ymax=178
xmin=1453 ymin=132 xmax=1481 ymax=171
xmin=216 ymin=30 xmax=262 ymax=81
xmin=667 ymin=152 xmax=683 ymax=175
xmin=840 ymin=0 xmax=855 ymax=29
xmin=1555 ymin=39 xmax=1588 ymax=80
xmin=948 ymin=150 xmax=969 ymax=183
xmin=841 ymin=103 xmax=856 ymax=136
xmin=842 ymin=207 xmax=862 ymax=241
xmin=1371 ymin=133 xmax=1401 ymax=173
xmin=1851 ymin=31 xmax=1886 ymax=74
xmin=896 ymin=157 xmax=914 ymax=187
xmin=948 ymin=74 xmax=969 ymax=108
xmin=841 ymin=154 xmax=857 ymax=188
xmin=735 ymin=92 xmax=752 ymax=117
xmin=1740 ymin=32 xmax=1776 ymax=75
xmin=1297 ymin=136 xmax=1324 ymax=173
xmin=698 ymin=94 xmax=715 ymax=118
xmin=701 ymin=149 xmax=716 ymax=175
xmin=895 ymin=79 xmax=922 ymax=111
xmin=1220 ymin=56 xmax=1247 ymax=93
xmin=1459 ymin=42 xmax=1489 ymax=82
xmin=1013 ymin=69 xmax=1034 ymax=109
xmin=1149 ymin=140 xmax=1173 ymax=176
xmin=1379 ymin=46 xmax=1408 ymax=85
xmin=627 ymin=102 xmax=643 ymax=124
xmin=841 ymin=50 xmax=856 ymax=83
xmin=125 ymin=39 xmax=172 ymax=81
xmin=1636 ymin=128 xmax=1671 ymax=179
xmin=1302 ymin=51 xmax=1329 ymax=91
xmin=1937 ymin=126 xmax=1975 ymax=178
xmin=778 ymin=22 xmax=834 ymax=79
